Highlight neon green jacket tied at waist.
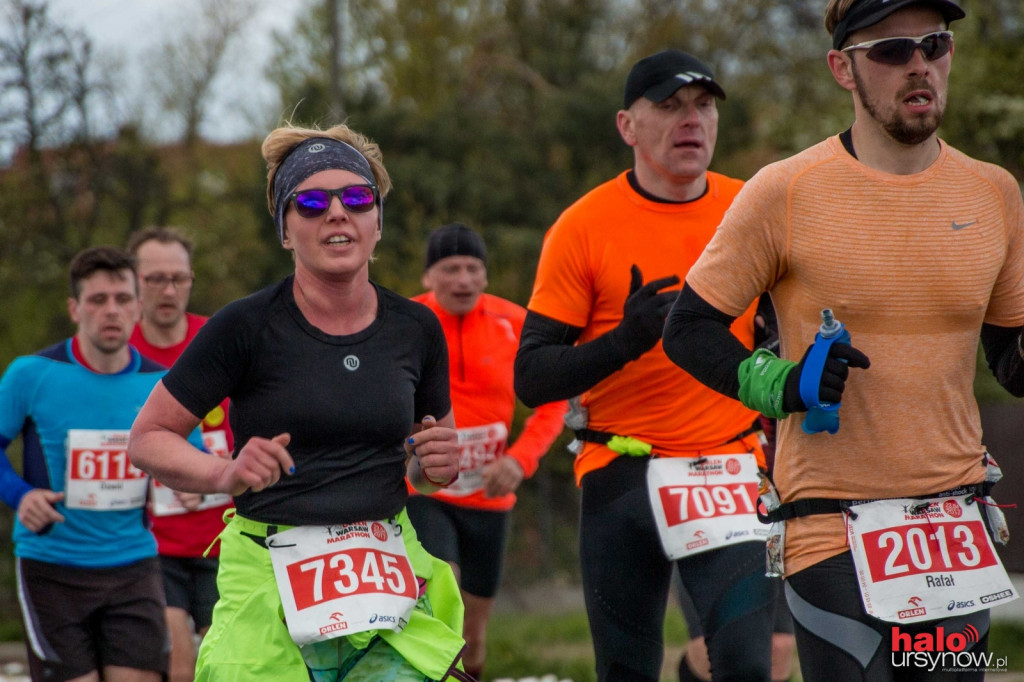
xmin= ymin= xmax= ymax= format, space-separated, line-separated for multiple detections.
xmin=196 ymin=509 xmax=466 ymax=681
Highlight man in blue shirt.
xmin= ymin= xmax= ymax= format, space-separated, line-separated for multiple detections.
xmin=0 ymin=246 xmax=201 ymax=682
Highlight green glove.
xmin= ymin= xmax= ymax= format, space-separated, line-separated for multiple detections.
xmin=737 ymin=349 xmax=798 ymax=419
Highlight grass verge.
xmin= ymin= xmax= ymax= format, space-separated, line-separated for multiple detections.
xmin=483 ymin=610 xmax=1024 ymax=682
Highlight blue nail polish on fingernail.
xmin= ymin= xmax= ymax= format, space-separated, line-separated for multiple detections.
xmin=289 ymin=466 xmax=295 ymax=474
xmin=407 ymin=437 xmax=415 ymax=444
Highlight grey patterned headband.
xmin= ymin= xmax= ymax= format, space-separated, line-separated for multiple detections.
xmin=272 ymin=137 xmax=378 ymax=243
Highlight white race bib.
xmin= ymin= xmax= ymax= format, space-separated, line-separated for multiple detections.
xmin=151 ymin=429 xmax=232 ymax=516
xmin=202 ymin=429 xmax=231 ymax=458
xmin=846 ymin=495 xmax=1018 ymax=623
xmin=64 ymin=430 xmax=148 ymax=510
xmin=647 ymin=454 xmax=766 ymax=560
xmin=267 ymin=520 xmax=419 ymax=646
xmin=442 ymin=422 xmax=508 ymax=497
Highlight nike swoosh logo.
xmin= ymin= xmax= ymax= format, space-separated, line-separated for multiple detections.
xmin=952 ymin=220 xmax=977 ymax=231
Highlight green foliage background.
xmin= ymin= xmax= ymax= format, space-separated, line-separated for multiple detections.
xmin=2 ymin=0 xmax=1024 ymax=644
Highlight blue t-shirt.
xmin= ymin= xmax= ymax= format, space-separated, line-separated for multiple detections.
xmin=0 ymin=338 xmax=203 ymax=567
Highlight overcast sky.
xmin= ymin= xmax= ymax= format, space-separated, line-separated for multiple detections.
xmin=48 ymin=0 xmax=305 ymax=143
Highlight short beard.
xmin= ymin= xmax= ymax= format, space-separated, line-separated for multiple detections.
xmin=851 ymin=58 xmax=943 ymax=146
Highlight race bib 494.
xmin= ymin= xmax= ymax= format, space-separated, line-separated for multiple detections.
xmin=442 ymin=422 xmax=508 ymax=497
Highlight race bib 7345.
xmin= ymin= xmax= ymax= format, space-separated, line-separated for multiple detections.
xmin=268 ymin=521 xmax=419 ymax=646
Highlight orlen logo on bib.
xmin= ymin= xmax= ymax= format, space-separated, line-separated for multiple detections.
xmin=319 ymin=612 xmax=349 ymax=635
xmin=370 ymin=522 xmax=388 ymax=542
xmin=897 ymin=596 xmax=926 ymax=620
xmin=725 ymin=458 xmax=741 ymax=475
xmin=942 ymin=499 xmax=963 ymax=518
xmin=686 ymin=530 xmax=710 ymax=551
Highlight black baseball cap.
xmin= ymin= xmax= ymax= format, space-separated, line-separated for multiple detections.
xmin=623 ymin=50 xmax=726 ymax=109
xmin=832 ymin=0 xmax=965 ymax=50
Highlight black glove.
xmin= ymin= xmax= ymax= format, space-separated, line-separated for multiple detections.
xmin=782 ymin=341 xmax=870 ymax=413
xmin=754 ymin=294 xmax=780 ymax=353
xmin=609 ymin=264 xmax=680 ymax=361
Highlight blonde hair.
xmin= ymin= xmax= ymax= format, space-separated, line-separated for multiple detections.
xmin=261 ymin=123 xmax=392 ymax=219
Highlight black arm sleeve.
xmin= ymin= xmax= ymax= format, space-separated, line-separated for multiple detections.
xmin=662 ymin=283 xmax=753 ymax=400
xmin=514 ymin=311 xmax=632 ymax=407
xmin=980 ymin=322 xmax=1024 ymax=397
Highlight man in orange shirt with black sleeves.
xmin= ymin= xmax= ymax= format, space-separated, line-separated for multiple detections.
xmin=408 ymin=222 xmax=567 ymax=680
xmin=515 ymin=51 xmax=779 ymax=681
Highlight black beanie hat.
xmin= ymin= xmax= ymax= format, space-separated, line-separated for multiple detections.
xmin=425 ymin=223 xmax=487 ymax=270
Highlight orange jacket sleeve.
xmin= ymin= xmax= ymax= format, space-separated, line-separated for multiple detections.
xmin=505 ymin=399 xmax=567 ymax=478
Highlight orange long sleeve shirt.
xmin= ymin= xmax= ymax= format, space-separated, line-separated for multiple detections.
xmin=411 ymin=292 xmax=567 ymax=511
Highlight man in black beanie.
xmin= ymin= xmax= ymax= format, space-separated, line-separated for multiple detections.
xmin=408 ymin=223 xmax=567 ymax=679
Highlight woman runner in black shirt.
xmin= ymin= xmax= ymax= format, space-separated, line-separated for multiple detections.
xmin=129 ymin=123 xmax=471 ymax=681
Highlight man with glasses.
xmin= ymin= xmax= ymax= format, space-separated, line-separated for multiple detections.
xmin=128 ymin=227 xmax=233 ymax=682
xmin=663 ymin=1 xmax=1024 ymax=679
xmin=515 ymin=49 xmax=778 ymax=681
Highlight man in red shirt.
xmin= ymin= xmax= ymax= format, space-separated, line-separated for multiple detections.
xmin=127 ymin=227 xmax=233 ymax=682
xmin=407 ymin=223 xmax=567 ymax=679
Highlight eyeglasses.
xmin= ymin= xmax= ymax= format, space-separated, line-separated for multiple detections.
xmin=290 ymin=185 xmax=379 ymax=219
xmin=842 ymin=31 xmax=953 ymax=66
xmin=142 ymin=273 xmax=194 ymax=289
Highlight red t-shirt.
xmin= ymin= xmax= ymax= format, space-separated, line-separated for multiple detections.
xmin=131 ymin=313 xmax=233 ymax=557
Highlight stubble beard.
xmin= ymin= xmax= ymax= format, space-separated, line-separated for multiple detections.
xmin=852 ymin=59 xmax=943 ymax=146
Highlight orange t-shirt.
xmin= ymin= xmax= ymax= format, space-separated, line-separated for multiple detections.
xmin=527 ymin=170 xmax=760 ymax=484
xmin=687 ymin=136 xmax=1024 ymax=575
xmin=411 ymin=292 xmax=566 ymax=511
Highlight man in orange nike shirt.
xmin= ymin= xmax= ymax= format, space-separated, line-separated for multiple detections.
xmin=664 ymin=1 xmax=1024 ymax=679
xmin=407 ymin=222 xmax=566 ymax=680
